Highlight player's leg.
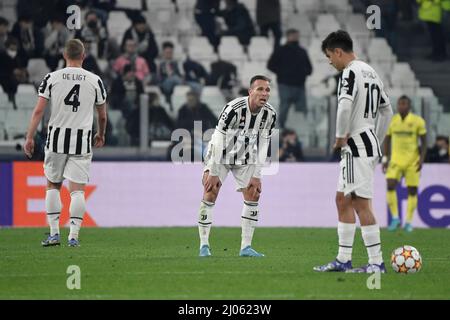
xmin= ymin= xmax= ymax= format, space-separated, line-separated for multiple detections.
xmin=335 ymin=191 xmax=356 ymax=265
xmin=232 ymin=165 xmax=264 ymax=257
xmin=347 ymin=157 xmax=386 ymax=273
xmin=404 ymin=164 xmax=420 ymax=232
xmin=64 ymin=153 xmax=92 ymax=247
xmin=239 ymin=184 xmax=263 ymax=257
xmin=67 ymin=181 xmax=86 ymax=246
xmin=198 ymin=169 xmax=223 ymax=256
xmin=350 ymin=195 xmax=386 ymax=273
xmin=42 ymin=151 xmax=66 ymax=247
xmin=386 ymin=163 xmax=401 ymax=230
xmin=314 ymin=152 xmax=355 ymax=271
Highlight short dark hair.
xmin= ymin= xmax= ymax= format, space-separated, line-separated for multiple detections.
xmin=162 ymin=41 xmax=174 ymax=49
xmin=398 ymin=95 xmax=412 ymax=105
xmin=321 ymin=30 xmax=353 ymax=53
xmin=286 ymin=28 xmax=299 ymax=36
xmin=250 ymin=75 xmax=271 ymax=86
xmin=436 ymin=135 xmax=449 ymax=144
xmin=0 ymin=16 xmax=9 ymax=26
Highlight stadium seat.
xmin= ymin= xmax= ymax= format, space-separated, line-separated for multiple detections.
xmin=107 ymin=12 xmax=131 ymax=43
xmin=5 ymin=109 xmax=33 ymax=138
xmin=188 ymin=37 xmax=215 ymax=61
xmin=285 ymin=108 xmax=312 ymax=147
xmin=147 ymin=0 xmax=174 ymax=10
xmin=315 ymin=14 xmax=341 ymax=39
xmin=15 ymin=84 xmax=37 ymax=110
xmin=27 ymin=58 xmax=50 ymax=87
xmin=171 ymin=85 xmax=191 ymax=118
xmin=201 ymin=86 xmax=226 ymax=117
xmin=247 ymin=36 xmax=271 ymax=62
xmin=218 ymin=36 xmax=246 ymax=63
xmin=345 ymin=14 xmax=372 ymax=50
xmin=116 ymin=0 xmax=142 ymax=9
xmin=390 ymin=63 xmax=418 ymax=93
xmin=108 ymin=109 xmax=123 ymax=137
xmin=284 ymin=13 xmax=315 ymax=47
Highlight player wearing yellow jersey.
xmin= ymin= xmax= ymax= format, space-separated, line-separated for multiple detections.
xmin=382 ymin=95 xmax=427 ymax=232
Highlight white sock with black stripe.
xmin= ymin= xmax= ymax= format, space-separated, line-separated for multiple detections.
xmin=336 ymin=222 xmax=356 ymax=263
xmin=241 ymin=201 xmax=259 ymax=250
xmin=69 ymin=191 xmax=85 ymax=241
xmin=198 ymin=200 xmax=214 ymax=248
xmin=46 ymin=189 xmax=62 ymax=236
xmin=361 ymin=224 xmax=383 ymax=265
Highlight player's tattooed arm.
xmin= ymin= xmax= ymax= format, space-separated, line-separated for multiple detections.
xmin=94 ymin=103 xmax=107 ymax=147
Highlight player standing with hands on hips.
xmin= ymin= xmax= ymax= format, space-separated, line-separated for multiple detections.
xmin=314 ymin=31 xmax=393 ymax=273
xmin=197 ymin=75 xmax=276 ymax=257
xmin=24 ymin=39 xmax=107 ymax=247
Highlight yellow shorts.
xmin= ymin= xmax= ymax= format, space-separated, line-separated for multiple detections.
xmin=386 ymin=161 xmax=420 ymax=187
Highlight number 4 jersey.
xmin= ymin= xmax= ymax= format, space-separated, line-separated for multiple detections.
xmin=337 ymin=60 xmax=390 ymax=158
xmin=38 ymin=67 xmax=107 ymax=155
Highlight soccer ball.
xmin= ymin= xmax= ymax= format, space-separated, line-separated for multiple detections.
xmin=391 ymin=245 xmax=422 ymax=274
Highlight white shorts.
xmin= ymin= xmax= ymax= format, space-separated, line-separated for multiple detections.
xmin=203 ymin=161 xmax=257 ymax=192
xmin=44 ymin=151 xmax=93 ymax=184
xmin=337 ymin=152 xmax=378 ymax=199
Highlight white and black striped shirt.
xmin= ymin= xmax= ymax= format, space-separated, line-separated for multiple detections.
xmin=337 ymin=60 xmax=390 ymax=158
xmin=212 ymin=96 xmax=277 ymax=165
xmin=38 ymin=67 xmax=107 ymax=155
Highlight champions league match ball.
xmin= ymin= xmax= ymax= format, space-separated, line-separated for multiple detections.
xmin=391 ymin=245 xmax=422 ymax=274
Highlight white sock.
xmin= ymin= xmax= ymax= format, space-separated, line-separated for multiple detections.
xmin=46 ymin=189 xmax=62 ymax=236
xmin=361 ymin=224 xmax=383 ymax=265
xmin=198 ymin=200 xmax=214 ymax=248
xmin=69 ymin=191 xmax=85 ymax=241
xmin=336 ymin=222 xmax=356 ymax=263
xmin=241 ymin=201 xmax=259 ymax=250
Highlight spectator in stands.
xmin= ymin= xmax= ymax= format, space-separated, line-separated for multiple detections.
xmin=126 ymin=92 xmax=175 ymax=146
xmin=158 ymin=41 xmax=183 ymax=108
xmin=176 ymin=90 xmax=217 ymax=133
xmin=267 ymin=28 xmax=312 ymax=128
xmin=82 ymin=40 xmax=102 ymax=77
xmin=10 ymin=14 xmax=44 ymax=61
xmin=279 ymin=129 xmax=304 ymax=162
xmin=43 ymin=15 xmax=72 ymax=71
xmin=121 ymin=14 xmax=159 ymax=74
xmin=183 ymin=56 xmax=209 ymax=95
xmin=256 ymin=0 xmax=282 ymax=49
xmin=208 ymin=56 xmax=238 ymax=101
xmin=110 ymin=64 xmax=144 ymax=117
xmin=0 ymin=16 xmax=9 ymax=52
xmin=218 ymin=0 xmax=255 ymax=47
xmin=113 ymin=38 xmax=151 ymax=83
xmin=427 ymin=135 xmax=450 ymax=162
xmin=0 ymin=37 xmax=28 ymax=109
xmin=417 ymin=0 xmax=447 ymax=61
xmin=194 ymin=0 xmax=221 ymax=50
xmin=75 ymin=10 xmax=108 ymax=59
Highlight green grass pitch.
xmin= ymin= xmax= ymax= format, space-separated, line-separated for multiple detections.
xmin=1 ymin=227 xmax=449 ymax=299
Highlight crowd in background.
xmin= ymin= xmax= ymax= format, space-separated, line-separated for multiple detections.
xmin=0 ymin=0 xmax=449 ymax=162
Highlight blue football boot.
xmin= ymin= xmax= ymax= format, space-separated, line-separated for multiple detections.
xmin=346 ymin=262 xmax=387 ymax=273
xmin=68 ymin=238 xmax=80 ymax=247
xmin=388 ymin=218 xmax=401 ymax=231
xmin=313 ymin=259 xmax=353 ymax=272
xmin=199 ymin=245 xmax=211 ymax=257
xmin=239 ymin=246 xmax=265 ymax=257
xmin=41 ymin=234 xmax=60 ymax=247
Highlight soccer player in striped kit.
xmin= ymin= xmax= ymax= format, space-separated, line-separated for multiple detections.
xmin=24 ymin=39 xmax=107 ymax=247
xmin=314 ymin=31 xmax=393 ymax=273
xmin=197 ymin=75 xmax=277 ymax=257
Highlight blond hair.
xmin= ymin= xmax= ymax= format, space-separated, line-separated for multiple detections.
xmin=64 ymin=39 xmax=85 ymax=60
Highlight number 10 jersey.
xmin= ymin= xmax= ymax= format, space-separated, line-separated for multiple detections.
xmin=337 ymin=60 xmax=390 ymax=158
xmin=38 ymin=67 xmax=107 ymax=155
